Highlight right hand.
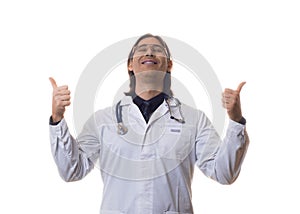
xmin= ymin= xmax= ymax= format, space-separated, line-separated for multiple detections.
xmin=49 ymin=77 xmax=71 ymax=122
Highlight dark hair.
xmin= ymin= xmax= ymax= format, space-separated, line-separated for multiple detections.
xmin=125 ymin=33 xmax=173 ymax=97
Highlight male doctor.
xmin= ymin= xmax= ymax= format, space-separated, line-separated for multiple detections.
xmin=49 ymin=33 xmax=249 ymax=214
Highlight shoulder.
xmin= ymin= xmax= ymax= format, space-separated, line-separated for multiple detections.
xmin=173 ymin=99 xmax=211 ymax=128
xmin=93 ymin=96 xmax=133 ymax=123
xmin=92 ymin=106 xmax=114 ymax=124
xmin=180 ymin=101 xmax=207 ymax=118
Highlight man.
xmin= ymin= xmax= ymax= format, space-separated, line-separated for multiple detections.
xmin=49 ymin=33 xmax=249 ymax=213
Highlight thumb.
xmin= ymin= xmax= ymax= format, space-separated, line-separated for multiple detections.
xmin=236 ymin=81 xmax=246 ymax=93
xmin=49 ymin=77 xmax=57 ymax=89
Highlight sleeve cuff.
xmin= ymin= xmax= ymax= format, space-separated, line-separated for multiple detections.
xmin=238 ymin=116 xmax=246 ymax=125
xmin=49 ymin=116 xmax=61 ymax=126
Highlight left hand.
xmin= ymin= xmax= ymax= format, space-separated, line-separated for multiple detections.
xmin=222 ymin=82 xmax=246 ymax=122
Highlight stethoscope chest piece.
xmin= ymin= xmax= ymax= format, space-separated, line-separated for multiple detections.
xmin=117 ymin=122 xmax=128 ymax=135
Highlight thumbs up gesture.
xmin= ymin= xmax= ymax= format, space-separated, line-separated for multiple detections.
xmin=222 ymin=82 xmax=246 ymax=123
xmin=49 ymin=77 xmax=71 ymax=122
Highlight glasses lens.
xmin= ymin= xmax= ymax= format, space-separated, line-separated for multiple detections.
xmin=134 ymin=44 xmax=166 ymax=56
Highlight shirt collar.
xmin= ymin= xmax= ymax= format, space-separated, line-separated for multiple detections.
xmin=133 ymin=93 xmax=166 ymax=109
xmin=133 ymin=93 xmax=167 ymax=123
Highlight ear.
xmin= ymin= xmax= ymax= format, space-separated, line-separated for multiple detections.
xmin=167 ymin=60 xmax=173 ymax=72
xmin=128 ymin=59 xmax=133 ymax=72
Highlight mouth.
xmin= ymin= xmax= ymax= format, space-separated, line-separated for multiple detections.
xmin=141 ymin=59 xmax=158 ymax=65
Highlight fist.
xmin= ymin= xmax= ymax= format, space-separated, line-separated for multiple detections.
xmin=49 ymin=77 xmax=71 ymax=122
xmin=222 ymin=82 xmax=246 ymax=122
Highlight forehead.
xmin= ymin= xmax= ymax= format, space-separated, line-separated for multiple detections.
xmin=137 ymin=37 xmax=162 ymax=46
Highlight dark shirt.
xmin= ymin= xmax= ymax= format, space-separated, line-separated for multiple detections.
xmin=133 ymin=93 xmax=166 ymax=123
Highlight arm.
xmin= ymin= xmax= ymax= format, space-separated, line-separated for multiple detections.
xmin=49 ymin=118 xmax=96 ymax=182
xmin=195 ymin=82 xmax=249 ymax=184
xmin=195 ymin=114 xmax=249 ymax=184
xmin=49 ymin=77 xmax=99 ymax=182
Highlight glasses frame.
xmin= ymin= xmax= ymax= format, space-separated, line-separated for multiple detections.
xmin=132 ymin=44 xmax=168 ymax=57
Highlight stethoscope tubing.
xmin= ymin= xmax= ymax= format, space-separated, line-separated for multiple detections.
xmin=116 ymin=97 xmax=185 ymax=135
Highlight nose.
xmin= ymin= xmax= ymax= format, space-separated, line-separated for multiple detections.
xmin=145 ymin=46 xmax=154 ymax=57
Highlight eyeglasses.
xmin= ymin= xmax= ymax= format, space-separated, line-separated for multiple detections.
xmin=133 ymin=44 xmax=167 ymax=56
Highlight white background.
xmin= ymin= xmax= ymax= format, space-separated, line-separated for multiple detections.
xmin=1 ymin=0 xmax=299 ymax=213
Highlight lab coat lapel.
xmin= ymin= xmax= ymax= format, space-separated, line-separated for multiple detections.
xmin=147 ymin=100 xmax=169 ymax=125
xmin=120 ymin=96 xmax=147 ymax=129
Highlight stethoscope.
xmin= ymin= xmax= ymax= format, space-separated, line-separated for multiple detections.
xmin=116 ymin=97 xmax=185 ymax=135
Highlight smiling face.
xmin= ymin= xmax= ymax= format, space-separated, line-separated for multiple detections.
xmin=125 ymin=34 xmax=174 ymax=97
xmin=128 ymin=37 xmax=172 ymax=74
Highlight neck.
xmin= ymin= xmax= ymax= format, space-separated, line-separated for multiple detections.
xmin=135 ymin=88 xmax=162 ymax=100
xmin=134 ymin=74 xmax=164 ymax=100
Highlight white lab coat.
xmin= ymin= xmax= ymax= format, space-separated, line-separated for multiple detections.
xmin=49 ymin=96 xmax=249 ymax=214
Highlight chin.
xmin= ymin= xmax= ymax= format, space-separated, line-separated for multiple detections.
xmin=138 ymin=70 xmax=165 ymax=79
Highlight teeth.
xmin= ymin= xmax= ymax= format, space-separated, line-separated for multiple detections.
xmin=142 ymin=61 xmax=156 ymax=64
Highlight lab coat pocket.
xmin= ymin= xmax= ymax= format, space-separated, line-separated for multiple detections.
xmin=158 ymin=127 xmax=193 ymax=161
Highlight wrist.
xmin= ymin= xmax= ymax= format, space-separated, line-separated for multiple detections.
xmin=51 ymin=114 xmax=63 ymax=123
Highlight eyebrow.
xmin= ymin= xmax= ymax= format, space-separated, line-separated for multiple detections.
xmin=137 ymin=44 xmax=164 ymax=47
